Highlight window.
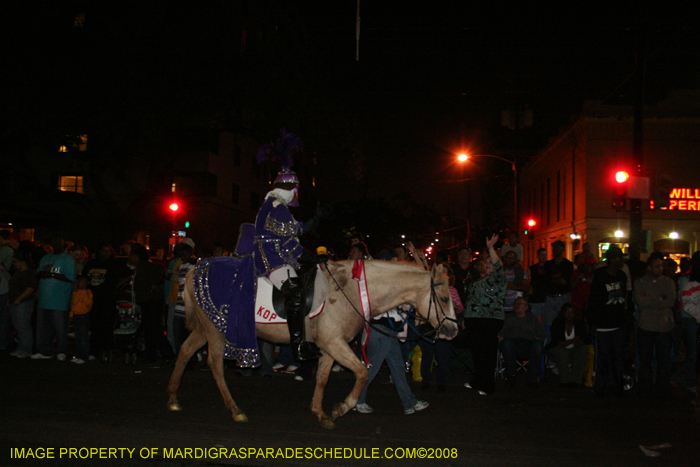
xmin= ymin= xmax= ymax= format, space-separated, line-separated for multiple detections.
xmin=58 ymin=175 xmax=84 ymax=194
xmin=58 ymin=134 xmax=87 ymax=152
xmin=234 ymin=143 xmax=241 ymax=167
xmin=232 ymin=183 xmax=240 ymax=205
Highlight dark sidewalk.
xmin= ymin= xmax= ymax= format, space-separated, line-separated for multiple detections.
xmin=1 ymin=351 xmax=698 ymax=467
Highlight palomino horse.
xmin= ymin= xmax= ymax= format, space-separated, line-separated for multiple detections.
xmin=166 ymin=259 xmax=458 ymax=429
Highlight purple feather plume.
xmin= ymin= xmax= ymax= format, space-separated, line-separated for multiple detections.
xmin=256 ymin=129 xmax=302 ymax=171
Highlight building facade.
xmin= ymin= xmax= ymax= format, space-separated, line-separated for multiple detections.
xmin=519 ymin=90 xmax=700 ymax=266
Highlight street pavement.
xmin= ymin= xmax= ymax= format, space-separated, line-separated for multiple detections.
xmin=1 ymin=350 xmax=698 ymax=467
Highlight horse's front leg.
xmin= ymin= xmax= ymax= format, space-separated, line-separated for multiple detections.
xmin=311 ymin=352 xmax=336 ymax=429
xmin=326 ymin=344 xmax=368 ymax=422
xmin=167 ymin=329 xmax=207 ymax=411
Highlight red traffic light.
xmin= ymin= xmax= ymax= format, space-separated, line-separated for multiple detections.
xmin=169 ymin=203 xmax=179 ymax=212
xmin=615 ymin=171 xmax=629 ymax=184
xmin=527 ymin=219 xmax=536 ymax=227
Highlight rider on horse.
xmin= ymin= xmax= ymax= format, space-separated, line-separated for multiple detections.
xmin=255 ymin=131 xmax=323 ymax=361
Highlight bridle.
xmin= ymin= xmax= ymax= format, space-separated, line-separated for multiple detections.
xmin=325 ymin=262 xmax=457 ymax=343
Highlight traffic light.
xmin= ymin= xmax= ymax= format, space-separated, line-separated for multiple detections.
xmin=653 ymin=173 xmax=672 ymax=209
xmin=184 ymin=221 xmax=190 ymax=229
xmin=613 ymin=170 xmax=629 ymax=211
xmin=524 ymin=219 xmax=536 ymax=239
xmin=169 ymin=203 xmax=179 ymax=212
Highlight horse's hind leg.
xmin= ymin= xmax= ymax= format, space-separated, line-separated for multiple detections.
xmin=207 ymin=334 xmax=248 ymax=422
xmin=167 ymin=329 xmax=207 ymax=411
xmin=311 ymin=352 xmax=336 ymax=429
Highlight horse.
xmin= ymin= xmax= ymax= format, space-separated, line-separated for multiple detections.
xmin=166 ymin=259 xmax=459 ymax=429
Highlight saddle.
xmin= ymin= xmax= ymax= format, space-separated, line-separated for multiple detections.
xmin=271 ymin=261 xmax=318 ymax=319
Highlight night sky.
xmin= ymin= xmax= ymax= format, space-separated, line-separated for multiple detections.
xmin=4 ymin=1 xmax=699 ymax=239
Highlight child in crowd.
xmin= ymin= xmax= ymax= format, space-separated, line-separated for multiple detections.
xmin=70 ymin=276 xmax=93 ymax=364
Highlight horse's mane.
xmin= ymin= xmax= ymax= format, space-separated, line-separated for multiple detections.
xmin=364 ymin=259 xmax=427 ymax=274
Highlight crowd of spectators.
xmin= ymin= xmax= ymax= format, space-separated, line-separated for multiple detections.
xmin=1 ymin=227 xmax=698 ymax=408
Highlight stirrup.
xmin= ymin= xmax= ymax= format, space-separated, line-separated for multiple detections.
xmin=295 ymin=341 xmax=321 ymax=361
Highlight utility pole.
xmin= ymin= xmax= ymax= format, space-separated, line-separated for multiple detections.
xmin=630 ymin=28 xmax=645 ymax=248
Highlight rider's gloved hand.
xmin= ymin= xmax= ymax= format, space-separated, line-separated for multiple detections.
xmin=304 ymin=203 xmax=333 ymax=234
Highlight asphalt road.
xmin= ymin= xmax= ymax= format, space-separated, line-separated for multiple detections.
xmin=1 ymin=350 xmax=698 ymax=467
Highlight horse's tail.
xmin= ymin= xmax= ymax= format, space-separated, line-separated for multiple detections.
xmin=183 ymin=267 xmax=200 ymax=331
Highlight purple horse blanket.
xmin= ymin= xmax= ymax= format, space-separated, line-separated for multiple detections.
xmin=192 ymin=256 xmax=260 ymax=367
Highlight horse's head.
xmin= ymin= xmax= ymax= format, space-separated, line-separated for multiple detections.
xmin=417 ymin=263 xmax=459 ymax=340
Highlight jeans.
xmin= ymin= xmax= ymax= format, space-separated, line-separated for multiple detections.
xmin=593 ymin=327 xmax=626 ymax=394
xmin=681 ymin=317 xmax=699 ymax=385
xmin=73 ymin=313 xmax=90 ymax=360
xmin=172 ymin=315 xmax=189 ymax=356
xmin=637 ymin=328 xmax=673 ymax=396
xmin=544 ymin=294 xmax=571 ymax=327
xmin=258 ymin=340 xmax=274 ymax=376
xmin=10 ymin=300 xmax=34 ymax=354
xmin=36 ymin=307 xmax=70 ymax=356
xmin=0 ymin=292 xmax=11 ymax=349
xmin=499 ymin=338 xmax=543 ymax=382
xmin=358 ymin=325 xmax=418 ymax=411
xmin=529 ymin=302 xmax=546 ymax=323
xmin=166 ymin=302 xmax=176 ymax=354
xmin=549 ymin=344 xmax=589 ymax=384
xmin=418 ymin=338 xmax=452 ymax=386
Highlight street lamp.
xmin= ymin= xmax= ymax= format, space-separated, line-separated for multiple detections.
xmin=458 ymin=153 xmax=518 ymax=230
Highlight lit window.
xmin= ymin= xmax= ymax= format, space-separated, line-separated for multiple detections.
xmin=74 ymin=13 xmax=86 ymax=27
xmin=58 ymin=175 xmax=84 ymax=194
xmin=77 ymin=134 xmax=87 ymax=152
xmin=59 ymin=145 xmax=68 ymax=153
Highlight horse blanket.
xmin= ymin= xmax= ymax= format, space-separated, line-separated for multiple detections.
xmin=193 ymin=256 xmax=260 ymax=367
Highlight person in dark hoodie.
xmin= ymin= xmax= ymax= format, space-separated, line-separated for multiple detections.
xmin=587 ymin=246 xmax=628 ymax=397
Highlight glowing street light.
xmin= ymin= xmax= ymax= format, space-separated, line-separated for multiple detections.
xmin=670 ymin=232 xmax=679 ymax=239
xmin=614 ymin=230 xmax=624 ymax=238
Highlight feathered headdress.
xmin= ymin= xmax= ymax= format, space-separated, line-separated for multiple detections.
xmin=257 ymin=129 xmax=302 ymax=189
xmin=257 ymin=129 xmax=302 ymax=171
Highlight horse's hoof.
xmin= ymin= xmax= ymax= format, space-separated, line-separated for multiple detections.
xmin=233 ymin=413 xmax=249 ymax=423
xmin=168 ymin=403 xmax=181 ymax=411
xmin=331 ymin=402 xmax=347 ymax=421
xmin=320 ymin=418 xmax=336 ymax=430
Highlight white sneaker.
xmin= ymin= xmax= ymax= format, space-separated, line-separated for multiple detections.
xmin=294 ymin=375 xmax=304 ymax=381
xmin=354 ymin=403 xmax=374 ymax=414
xmin=464 ymin=382 xmax=473 ymax=389
xmin=31 ymin=353 xmax=53 ymax=360
xmin=71 ymin=358 xmax=85 ymax=364
xmin=10 ymin=349 xmax=21 ymax=357
xmin=14 ymin=350 xmax=29 ymax=358
xmin=405 ymin=400 xmax=429 ymax=415
xmin=56 ymin=353 xmax=67 ymax=361
xmin=272 ymin=363 xmax=286 ymax=371
xmin=332 ymin=363 xmax=343 ymax=372
xmin=285 ymin=364 xmax=299 ymax=373
xmin=88 ymin=355 xmax=98 ymax=361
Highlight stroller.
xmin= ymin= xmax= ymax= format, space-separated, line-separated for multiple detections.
xmin=113 ymin=277 xmax=144 ymax=365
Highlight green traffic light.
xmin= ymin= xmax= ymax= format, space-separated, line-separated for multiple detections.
xmin=185 ymin=221 xmax=190 ymax=228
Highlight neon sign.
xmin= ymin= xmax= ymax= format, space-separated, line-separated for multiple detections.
xmin=668 ymin=188 xmax=700 ymax=210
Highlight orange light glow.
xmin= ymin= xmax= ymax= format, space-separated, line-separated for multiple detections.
xmin=457 ymin=154 xmax=468 ymax=163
